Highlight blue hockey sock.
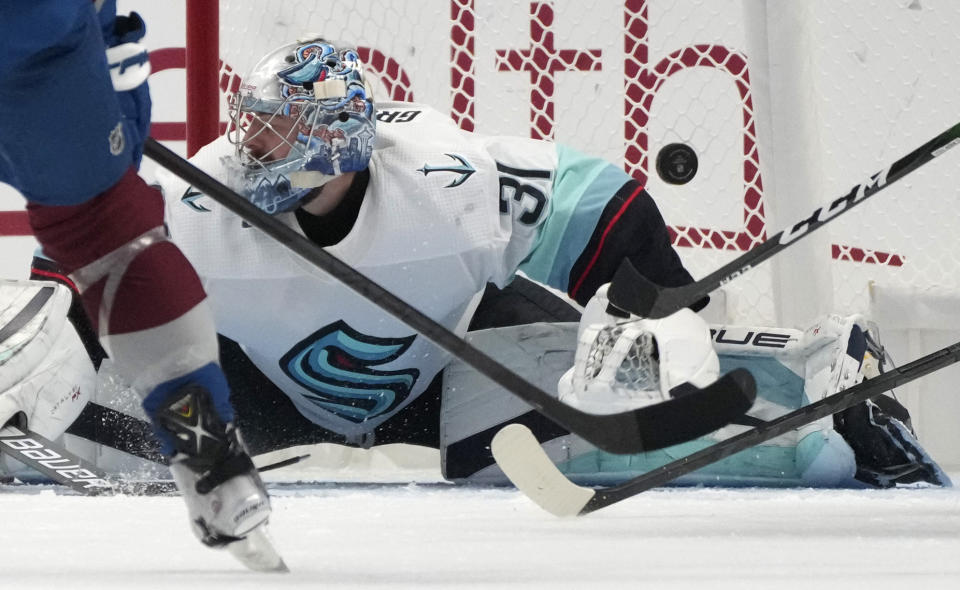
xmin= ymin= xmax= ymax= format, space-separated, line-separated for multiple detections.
xmin=141 ymin=363 xmax=234 ymax=456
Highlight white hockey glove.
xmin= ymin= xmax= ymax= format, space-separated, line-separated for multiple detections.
xmin=558 ymin=283 xmax=719 ymax=414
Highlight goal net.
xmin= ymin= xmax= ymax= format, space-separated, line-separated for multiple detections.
xmin=157 ymin=0 xmax=960 ymax=467
xmin=171 ymin=0 xmax=960 ymax=332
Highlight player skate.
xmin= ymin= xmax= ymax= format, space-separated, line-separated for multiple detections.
xmin=142 ymin=369 xmax=285 ymax=572
xmin=0 ymin=278 xmax=285 ymax=571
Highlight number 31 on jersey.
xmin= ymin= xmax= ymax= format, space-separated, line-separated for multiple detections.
xmin=496 ymin=162 xmax=551 ymax=226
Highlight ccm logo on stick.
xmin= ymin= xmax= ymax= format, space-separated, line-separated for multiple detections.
xmin=711 ymin=329 xmax=795 ymax=349
xmin=779 ymin=167 xmax=891 ymax=245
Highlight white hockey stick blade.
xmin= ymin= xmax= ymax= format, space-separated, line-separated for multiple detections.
xmin=491 ymin=424 xmax=594 ymax=517
xmin=227 ymin=524 xmax=289 ymax=573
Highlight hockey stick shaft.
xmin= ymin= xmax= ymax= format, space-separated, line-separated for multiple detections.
xmin=609 ymin=122 xmax=960 ymax=318
xmin=583 ymin=340 xmax=960 ymax=513
xmin=0 ymin=423 xmax=178 ymax=495
xmin=142 ymin=138 xmax=754 ymax=454
xmin=0 ymin=424 xmax=118 ymax=495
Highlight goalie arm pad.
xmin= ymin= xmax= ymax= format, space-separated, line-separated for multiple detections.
xmin=563 ymin=177 xmax=698 ymax=307
xmin=0 ymin=280 xmax=93 ymax=441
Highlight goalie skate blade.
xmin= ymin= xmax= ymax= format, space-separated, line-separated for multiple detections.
xmin=492 ymin=424 xmax=594 ymax=517
xmin=227 ymin=525 xmax=289 ymax=573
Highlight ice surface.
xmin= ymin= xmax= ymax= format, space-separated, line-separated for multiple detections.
xmin=2 ymin=482 xmax=958 ymax=589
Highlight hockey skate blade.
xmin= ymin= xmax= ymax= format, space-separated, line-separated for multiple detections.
xmin=492 ymin=424 xmax=594 ymax=517
xmin=227 ymin=524 xmax=289 ymax=573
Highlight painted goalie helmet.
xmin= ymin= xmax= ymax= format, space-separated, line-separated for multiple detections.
xmin=224 ymin=38 xmax=376 ymax=214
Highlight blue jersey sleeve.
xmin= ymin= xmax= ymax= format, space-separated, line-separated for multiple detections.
xmin=0 ymin=0 xmax=147 ymax=205
xmin=518 ymin=145 xmax=635 ymax=292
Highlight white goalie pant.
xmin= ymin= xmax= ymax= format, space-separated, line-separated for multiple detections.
xmin=0 ymin=280 xmax=95 ymax=478
xmin=441 ymin=314 xmax=871 ymax=488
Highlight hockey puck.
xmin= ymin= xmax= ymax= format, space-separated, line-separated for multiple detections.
xmin=656 ymin=143 xmax=698 ymax=185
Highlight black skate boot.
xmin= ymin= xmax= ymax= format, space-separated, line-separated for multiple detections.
xmin=150 ymin=381 xmax=286 ymax=571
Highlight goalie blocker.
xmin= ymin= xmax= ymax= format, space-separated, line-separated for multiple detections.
xmin=0 ymin=280 xmax=95 ymax=479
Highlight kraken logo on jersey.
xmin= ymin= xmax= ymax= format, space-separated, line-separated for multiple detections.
xmin=181 ymin=186 xmax=211 ymax=212
xmin=279 ymin=320 xmax=420 ymax=423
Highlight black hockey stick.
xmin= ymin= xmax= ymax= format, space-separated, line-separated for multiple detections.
xmin=62 ymin=402 xmax=310 ymax=473
xmin=0 ymin=423 xmax=119 ymax=495
xmin=491 ymin=340 xmax=960 ymax=516
xmin=143 ymin=137 xmax=756 ymax=455
xmin=4 ymin=406 xmax=307 ymax=491
xmin=608 ymin=122 xmax=960 ymax=319
xmin=0 ymin=421 xmax=179 ymax=495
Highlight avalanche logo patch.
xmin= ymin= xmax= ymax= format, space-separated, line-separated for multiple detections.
xmin=279 ymin=320 xmax=420 ymax=423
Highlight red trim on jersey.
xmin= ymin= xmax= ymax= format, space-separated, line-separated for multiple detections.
xmin=568 ymin=183 xmax=645 ymax=301
xmin=30 ymin=267 xmax=79 ymax=293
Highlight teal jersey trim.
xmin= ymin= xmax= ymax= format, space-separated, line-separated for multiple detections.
xmin=518 ymin=144 xmax=631 ymax=292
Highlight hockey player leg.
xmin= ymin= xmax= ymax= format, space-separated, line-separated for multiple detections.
xmin=442 ymin=321 xmax=752 ymax=486
xmin=27 ymin=174 xmax=283 ymax=571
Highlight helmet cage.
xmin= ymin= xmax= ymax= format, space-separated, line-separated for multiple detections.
xmin=224 ymin=41 xmax=376 ymax=214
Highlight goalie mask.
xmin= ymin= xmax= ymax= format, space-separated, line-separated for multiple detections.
xmin=225 ymin=38 xmax=376 ymax=214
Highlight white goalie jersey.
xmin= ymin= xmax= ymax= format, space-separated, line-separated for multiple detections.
xmin=157 ymin=102 xmax=564 ymax=445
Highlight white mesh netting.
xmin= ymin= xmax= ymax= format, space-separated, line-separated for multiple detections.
xmin=200 ymin=0 xmax=960 ymax=328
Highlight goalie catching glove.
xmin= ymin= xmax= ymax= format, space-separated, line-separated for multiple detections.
xmin=559 ymin=283 xmax=719 ymax=414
